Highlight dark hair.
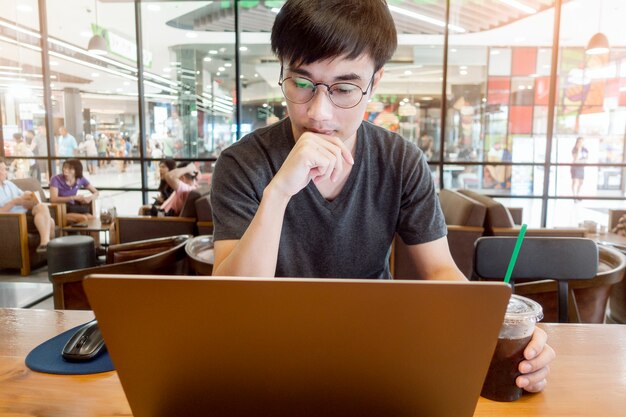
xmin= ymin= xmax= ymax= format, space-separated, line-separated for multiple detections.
xmin=13 ymin=132 xmax=22 ymax=141
xmin=271 ymin=0 xmax=397 ymax=71
xmin=63 ymin=159 xmax=84 ymax=178
xmin=160 ymin=158 xmax=176 ymax=171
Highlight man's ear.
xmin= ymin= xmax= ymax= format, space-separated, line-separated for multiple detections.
xmin=370 ymin=67 xmax=385 ymax=95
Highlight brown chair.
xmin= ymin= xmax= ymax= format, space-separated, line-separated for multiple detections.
xmin=457 ymin=189 xmax=587 ymax=238
xmin=50 ymin=234 xmax=191 ymax=310
xmin=516 ymin=245 xmax=626 ymax=323
xmin=195 ymin=194 xmax=213 ymax=235
xmin=0 ymin=179 xmax=62 ymax=276
xmin=608 ymin=209 xmax=626 ymax=232
xmin=115 ymin=187 xmax=209 ymax=243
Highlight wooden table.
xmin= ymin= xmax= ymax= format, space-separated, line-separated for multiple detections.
xmin=63 ymin=218 xmax=114 ymax=247
xmin=1 ymin=308 xmax=625 ymax=417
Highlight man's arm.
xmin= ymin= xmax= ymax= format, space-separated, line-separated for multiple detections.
xmin=406 ymin=236 xmax=555 ymax=393
xmin=212 ymin=132 xmax=354 ymax=277
xmin=164 ymin=162 xmax=196 ymax=190
xmin=401 ymin=236 xmax=466 ymax=281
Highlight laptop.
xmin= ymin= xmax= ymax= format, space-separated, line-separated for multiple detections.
xmin=84 ymin=275 xmax=511 ymax=417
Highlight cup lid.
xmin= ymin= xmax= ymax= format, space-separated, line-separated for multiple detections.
xmin=504 ymin=294 xmax=544 ymax=324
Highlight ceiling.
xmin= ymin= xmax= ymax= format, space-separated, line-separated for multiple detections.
xmin=167 ymin=0 xmax=558 ymax=35
xmin=0 ymin=0 xmax=624 ymax=113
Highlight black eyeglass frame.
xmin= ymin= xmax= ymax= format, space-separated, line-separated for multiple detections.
xmin=278 ymin=66 xmax=375 ymax=109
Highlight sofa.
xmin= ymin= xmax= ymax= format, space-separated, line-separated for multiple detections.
xmin=115 ymin=187 xmax=210 ymax=243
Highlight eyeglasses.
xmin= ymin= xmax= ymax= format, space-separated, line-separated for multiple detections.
xmin=278 ymin=66 xmax=374 ymax=109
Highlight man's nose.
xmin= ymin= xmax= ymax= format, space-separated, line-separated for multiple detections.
xmin=307 ymin=87 xmax=334 ymax=121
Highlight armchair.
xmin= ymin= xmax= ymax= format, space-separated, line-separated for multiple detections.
xmin=0 ymin=179 xmax=62 ymax=276
xmin=50 ymin=234 xmax=191 ymax=310
xmin=457 ymin=189 xmax=586 ymax=238
xmin=115 ymin=187 xmax=209 ymax=243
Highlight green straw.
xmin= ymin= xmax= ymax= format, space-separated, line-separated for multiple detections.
xmin=504 ymin=224 xmax=527 ymax=284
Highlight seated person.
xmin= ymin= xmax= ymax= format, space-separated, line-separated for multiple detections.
xmin=160 ymin=162 xmax=199 ymax=216
xmin=0 ymin=158 xmax=54 ymax=252
xmin=156 ymin=158 xmax=177 ymax=204
xmin=49 ymin=159 xmax=99 ymax=224
xmin=145 ymin=158 xmax=176 ymax=216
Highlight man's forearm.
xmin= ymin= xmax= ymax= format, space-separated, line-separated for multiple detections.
xmin=213 ymin=183 xmax=290 ymax=277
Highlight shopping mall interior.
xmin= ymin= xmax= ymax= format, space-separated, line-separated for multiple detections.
xmin=0 ymin=0 xmax=625 ymax=228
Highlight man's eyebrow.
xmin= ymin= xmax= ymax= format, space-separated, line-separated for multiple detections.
xmin=287 ymin=67 xmax=363 ymax=82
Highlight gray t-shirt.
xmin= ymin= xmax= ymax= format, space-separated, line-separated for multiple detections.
xmin=211 ymin=118 xmax=446 ymax=279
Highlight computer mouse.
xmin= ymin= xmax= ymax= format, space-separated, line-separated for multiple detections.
xmin=62 ymin=320 xmax=106 ymax=362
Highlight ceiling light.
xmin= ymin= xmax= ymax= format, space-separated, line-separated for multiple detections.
xmin=404 ymin=70 xmax=412 ymax=75
xmin=209 ymin=50 xmax=218 ymax=55
xmin=218 ymin=66 xmax=225 ymax=72
xmin=219 ymin=48 xmax=226 ymax=52
xmin=497 ymin=0 xmax=537 ymax=14
xmin=271 ymin=8 xmax=281 ymax=13
xmin=460 ymin=70 xmax=468 ymax=75
xmin=224 ymin=63 xmax=232 ymax=67
xmin=87 ymin=34 xmax=108 ymax=55
xmin=87 ymin=0 xmax=107 ymax=55
xmin=147 ymin=4 xmax=161 ymax=12
xmin=239 ymin=46 xmax=248 ymax=51
xmin=91 ymin=72 xmax=100 ymax=77
xmin=585 ymin=32 xmax=610 ymax=55
xmin=387 ymin=5 xmax=466 ymax=33
xmin=460 ymin=66 xmax=468 ymax=70
xmin=203 ymin=57 xmax=212 ymax=62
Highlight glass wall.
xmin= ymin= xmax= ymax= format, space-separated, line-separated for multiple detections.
xmin=0 ymin=0 xmax=624 ymax=225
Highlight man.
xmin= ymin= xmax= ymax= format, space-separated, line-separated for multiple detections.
xmin=0 ymin=158 xmax=54 ymax=252
xmin=210 ymin=0 xmax=554 ymax=393
xmin=160 ymin=162 xmax=198 ymax=216
xmin=57 ymin=126 xmax=78 ymax=157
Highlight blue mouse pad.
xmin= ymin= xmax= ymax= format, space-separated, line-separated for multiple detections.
xmin=25 ymin=323 xmax=114 ymax=375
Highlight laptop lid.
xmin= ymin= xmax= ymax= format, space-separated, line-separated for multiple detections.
xmin=84 ymin=276 xmax=511 ymax=417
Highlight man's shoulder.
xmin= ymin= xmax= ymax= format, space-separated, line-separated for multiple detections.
xmin=360 ymin=121 xmax=422 ymax=160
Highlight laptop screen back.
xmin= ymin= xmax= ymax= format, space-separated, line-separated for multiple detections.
xmin=84 ymin=276 xmax=511 ymax=417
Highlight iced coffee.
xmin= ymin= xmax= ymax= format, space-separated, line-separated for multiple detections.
xmin=481 ymin=294 xmax=543 ymax=402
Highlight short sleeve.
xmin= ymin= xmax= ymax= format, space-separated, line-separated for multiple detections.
xmin=396 ymin=152 xmax=447 ymax=245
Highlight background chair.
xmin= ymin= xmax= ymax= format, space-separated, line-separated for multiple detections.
xmin=195 ymin=194 xmax=213 ymax=235
xmin=512 ymin=245 xmax=626 ymax=323
xmin=0 ymin=179 xmax=62 ymax=276
xmin=115 ymin=187 xmax=209 ymax=243
xmin=50 ymin=234 xmax=191 ymax=310
xmin=458 ymin=189 xmax=586 ymax=238
xmin=473 ymin=237 xmax=599 ymax=323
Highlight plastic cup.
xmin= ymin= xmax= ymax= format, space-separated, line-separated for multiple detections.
xmin=481 ymin=294 xmax=544 ymax=402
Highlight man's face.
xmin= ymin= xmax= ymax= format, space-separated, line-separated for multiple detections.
xmin=0 ymin=162 xmax=7 ymax=182
xmin=283 ymin=54 xmax=383 ymax=143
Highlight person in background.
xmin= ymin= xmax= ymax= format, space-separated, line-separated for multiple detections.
xmin=97 ymin=134 xmax=108 ymax=168
xmin=571 ymin=136 xmax=588 ymax=201
xmin=160 ymin=162 xmax=198 ymax=216
xmin=210 ymin=0 xmax=554 ymax=394
xmin=0 ymin=158 xmax=54 ymax=252
xmin=79 ymin=134 xmax=98 ymax=175
xmin=57 ymin=126 xmax=78 ymax=157
xmin=143 ymin=158 xmax=176 ymax=216
xmin=49 ymin=159 xmax=99 ymax=224
xmin=10 ymin=133 xmax=35 ymax=180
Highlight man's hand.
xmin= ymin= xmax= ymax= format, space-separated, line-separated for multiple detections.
xmin=516 ymin=326 xmax=556 ymax=392
xmin=270 ymin=132 xmax=354 ymax=198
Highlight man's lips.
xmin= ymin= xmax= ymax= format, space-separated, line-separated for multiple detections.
xmin=306 ymin=128 xmax=336 ymax=136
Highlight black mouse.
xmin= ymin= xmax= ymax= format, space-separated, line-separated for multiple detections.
xmin=62 ymin=320 xmax=106 ymax=362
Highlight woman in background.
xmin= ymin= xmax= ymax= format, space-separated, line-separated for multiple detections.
xmin=50 ymin=159 xmax=99 ymax=224
xmin=571 ymin=137 xmax=588 ymax=200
